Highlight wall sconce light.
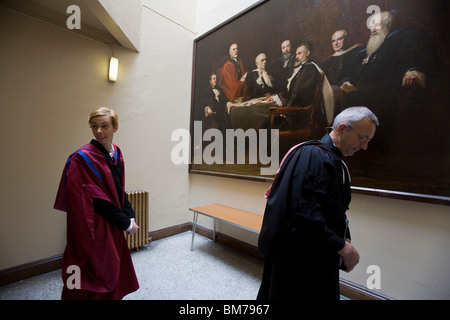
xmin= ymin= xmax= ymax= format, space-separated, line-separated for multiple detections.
xmin=108 ymin=57 xmax=119 ymax=82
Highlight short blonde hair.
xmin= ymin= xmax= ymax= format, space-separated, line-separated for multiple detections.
xmin=89 ymin=107 xmax=118 ymax=128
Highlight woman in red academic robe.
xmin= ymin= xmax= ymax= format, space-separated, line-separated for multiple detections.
xmin=54 ymin=107 xmax=139 ymax=300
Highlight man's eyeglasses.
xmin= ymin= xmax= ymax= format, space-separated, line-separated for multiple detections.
xmin=347 ymin=125 xmax=372 ymax=143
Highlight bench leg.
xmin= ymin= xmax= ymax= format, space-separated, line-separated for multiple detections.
xmin=213 ymin=219 xmax=216 ymax=242
xmin=191 ymin=211 xmax=198 ymax=251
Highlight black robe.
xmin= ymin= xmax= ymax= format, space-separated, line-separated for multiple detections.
xmin=341 ymin=28 xmax=440 ymax=109
xmin=90 ymin=139 xmax=135 ymax=231
xmin=284 ymin=60 xmax=322 ymax=108
xmin=245 ymin=70 xmax=276 ymax=99
xmin=257 ymin=134 xmax=351 ymax=300
xmin=320 ymin=45 xmax=363 ymax=86
xmin=203 ymin=84 xmax=232 ymax=134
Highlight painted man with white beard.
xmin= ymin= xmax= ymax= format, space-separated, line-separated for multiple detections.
xmin=334 ymin=10 xmax=440 ymax=156
xmin=337 ymin=11 xmax=437 ymax=112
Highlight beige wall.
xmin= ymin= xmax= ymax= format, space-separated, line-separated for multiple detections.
xmin=0 ymin=0 xmax=196 ymax=268
xmin=0 ymin=0 xmax=449 ymax=300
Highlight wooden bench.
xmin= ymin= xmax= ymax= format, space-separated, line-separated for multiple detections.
xmin=188 ymin=204 xmax=392 ymax=300
xmin=189 ymin=203 xmax=263 ymax=250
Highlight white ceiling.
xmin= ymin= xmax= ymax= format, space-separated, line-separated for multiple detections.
xmin=1 ymin=0 xmax=120 ymax=46
xmin=30 ymin=0 xmax=108 ymax=31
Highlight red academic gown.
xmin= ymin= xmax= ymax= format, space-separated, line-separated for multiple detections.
xmin=219 ymin=58 xmax=247 ymax=101
xmin=54 ymin=143 xmax=139 ymax=300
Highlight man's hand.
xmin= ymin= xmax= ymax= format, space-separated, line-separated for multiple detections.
xmin=127 ymin=220 xmax=140 ymax=235
xmin=338 ymin=241 xmax=360 ymax=272
xmin=240 ymin=72 xmax=248 ymax=82
xmin=402 ymin=70 xmax=426 ymax=88
xmin=340 ymin=81 xmax=358 ymax=93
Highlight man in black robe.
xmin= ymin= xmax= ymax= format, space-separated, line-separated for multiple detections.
xmin=339 ymin=12 xmax=439 ymax=118
xmin=282 ymin=43 xmax=322 ymax=108
xmin=203 ymin=72 xmax=233 ymax=133
xmin=269 ymin=40 xmax=295 ymax=92
xmin=246 ymin=53 xmax=276 ymax=99
xmin=270 ymin=42 xmax=324 ymax=130
xmin=257 ymin=106 xmax=379 ymax=300
xmin=337 ymin=11 xmax=439 ymax=156
xmin=320 ymin=30 xmax=362 ymax=87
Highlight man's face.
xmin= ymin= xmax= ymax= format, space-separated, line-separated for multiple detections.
xmin=281 ymin=40 xmax=291 ymax=54
xmin=256 ymin=54 xmax=267 ymax=70
xmin=229 ymin=44 xmax=238 ymax=59
xmin=338 ymin=118 xmax=376 ymax=157
xmin=366 ymin=24 xmax=388 ymax=55
xmin=368 ymin=13 xmax=382 ymax=34
xmin=331 ymin=31 xmax=346 ymax=52
xmin=294 ymin=46 xmax=309 ymax=66
xmin=209 ymin=74 xmax=217 ymax=87
xmin=90 ymin=115 xmax=117 ymax=149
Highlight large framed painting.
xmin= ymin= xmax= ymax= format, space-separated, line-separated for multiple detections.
xmin=189 ymin=0 xmax=450 ymax=204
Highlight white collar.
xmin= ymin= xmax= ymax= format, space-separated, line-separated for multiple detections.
xmin=109 ymin=144 xmax=115 ymax=159
xmin=332 ymin=44 xmax=360 ymax=57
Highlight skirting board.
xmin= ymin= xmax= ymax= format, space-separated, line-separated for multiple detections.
xmin=0 ymin=222 xmax=393 ymax=300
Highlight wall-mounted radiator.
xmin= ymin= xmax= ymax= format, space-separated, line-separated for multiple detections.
xmin=125 ymin=191 xmax=151 ymax=251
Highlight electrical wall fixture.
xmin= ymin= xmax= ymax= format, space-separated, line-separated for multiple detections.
xmin=108 ymin=57 xmax=119 ymax=82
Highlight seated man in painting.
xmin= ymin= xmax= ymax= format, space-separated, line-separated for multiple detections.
xmin=320 ymin=29 xmax=362 ymax=86
xmin=276 ymin=42 xmax=322 ymax=108
xmin=246 ymin=53 xmax=276 ymax=99
xmin=338 ymin=11 xmax=438 ymax=114
xmin=269 ymin=42 xmax=330 ymax=130
xmin=336 ymin=11 xmax=440 ymax=154
xmin=203 ymin=72 xmax=233 ymax=134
